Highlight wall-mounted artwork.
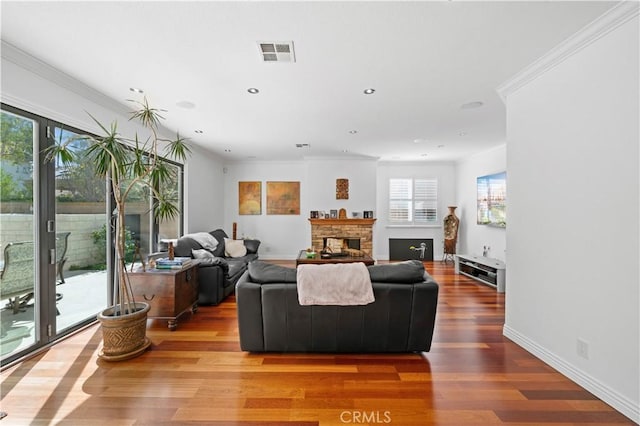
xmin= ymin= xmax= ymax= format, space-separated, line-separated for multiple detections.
xmin=239 ymin=181 xmax=262 ymax=215
xmin=336 ymin=178 xmax=349 ymax=199
xmin=267 ymin=181 xmax=300 ymax=215
xmin=477 ymin=171 xmax=506 ymax=227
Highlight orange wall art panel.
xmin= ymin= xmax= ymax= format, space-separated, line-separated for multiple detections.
xmin=239 ymin=181 xmax=262 ymax=215
xmin=266 ymin=181 xmax=300 ymax=215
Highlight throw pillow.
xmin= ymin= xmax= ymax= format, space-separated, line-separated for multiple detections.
xmin=248 ymin=261 xmax=297 ymax=283
xmin=210 ymin=229 xmax=228 ymax=257
xmin=367 ymin=260 xmax=425 ymax=283
xmin=243 ymin=239 xmax=261 ymax=254
xmin=183 ymin=232 xmax=218 ymax=252
xmin=224 ymin=238 xmax=247 ymax=258
xmin=192 ymin=249 xmax=215 ymax=259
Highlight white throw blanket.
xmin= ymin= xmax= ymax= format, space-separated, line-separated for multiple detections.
xmin=184 ymin=232 xmax=219 ymax=251
xmin=296 ymin=263 xmax=375 ymax=306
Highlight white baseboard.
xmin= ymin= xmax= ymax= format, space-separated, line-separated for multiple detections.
xmin=503 ymin=325 xmax=639 ymax=424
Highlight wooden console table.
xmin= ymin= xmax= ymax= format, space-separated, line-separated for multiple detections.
xmin=455 ymin=254 xmax=506 ymax=293
xmin=129 ymin=264 xmax=198 ymax=330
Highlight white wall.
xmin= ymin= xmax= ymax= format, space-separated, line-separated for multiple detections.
xmin=501 ymin=11 xmax=639 ymax=422
xmin=184 ymin=145 xmax=225 ymax=233
xmin=223 ymin=159 xmax=457 ymax=260
xmin=222 ymin=158 xmax=378 ymax=259
xmin=376 ymin=161 xmax=456 ymax=260
xmin=455 ymin=145 xmax=507 ymax=261
xmin=306 ymin=158 xmax=378 ymax=218
xmin=223 ymin=161 xmax=309 ymax=258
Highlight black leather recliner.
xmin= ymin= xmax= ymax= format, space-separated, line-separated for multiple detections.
xmin=236 ymin=260 xmax=439 ymax=353
xmin=173 ymin=229 xmax=260 ymax=305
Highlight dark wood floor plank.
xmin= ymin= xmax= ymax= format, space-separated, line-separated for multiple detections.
xmin=0 ymin=260 xmax=634 ymax=425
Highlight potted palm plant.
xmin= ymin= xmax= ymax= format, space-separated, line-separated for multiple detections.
xmin=46 ymin=98 xmax=190 ymax=361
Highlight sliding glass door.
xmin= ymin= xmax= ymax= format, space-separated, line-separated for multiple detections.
xmin=157 ymin=161 xmax=183 ymax=246
xmin=0 ymin=109 xmax=38 ymax=359
xmin=1 ymin=103 xmax=185 ymax=365
xmin=1 ymin=108 xmax=110 ymax=364
xmin=52 ymin=126 xmax=108 ymax=335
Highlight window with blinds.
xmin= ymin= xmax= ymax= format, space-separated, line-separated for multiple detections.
xmin=389 ymin=178 xmax=438 ymax=224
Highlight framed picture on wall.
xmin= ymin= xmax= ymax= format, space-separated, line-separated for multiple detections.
xmin=238 ymin=181 xmax=262 ymax=215
xmin=266 ymin=181 xmax=300 ymax=215
xmin=330 ymin=209 xmax=338 ymax=219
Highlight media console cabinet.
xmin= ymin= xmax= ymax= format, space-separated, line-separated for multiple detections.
xmin=454 ymin=254 xmax=506 ymax=293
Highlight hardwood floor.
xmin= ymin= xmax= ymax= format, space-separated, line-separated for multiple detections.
xmin=1 ymin=260 xmax=634 ymax=425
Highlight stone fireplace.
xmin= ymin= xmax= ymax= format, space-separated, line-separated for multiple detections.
xmin=309 ymin=218 xmax=376 ymax=255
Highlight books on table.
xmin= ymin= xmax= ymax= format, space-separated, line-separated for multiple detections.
xmin=155 ymin=257 xmax=192 ymax=269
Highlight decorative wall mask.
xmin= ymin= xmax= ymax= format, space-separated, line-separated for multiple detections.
xmin=336 ymin=178 xmax=349 ymax=199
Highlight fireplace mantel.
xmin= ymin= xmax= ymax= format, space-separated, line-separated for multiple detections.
xmin=308 ymin=218 xmax=376 ymax=226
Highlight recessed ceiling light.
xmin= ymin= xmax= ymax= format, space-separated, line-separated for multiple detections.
xmin=129 ymin=87 xmax=144 ymax=94
xmin=413 ymin=138 xmax=426 ymax=144
xmin=342 ymin=149 xmax=349 ymax=153
xmin=194 ymin=130 xmax=203 ymax=134
xmin=349 ymin=130 xmax=358 ymax=134
xmin=247 ymin=88 xmax=259 ymax=94
xmin=177 ymin=101 xmax=196 ymax=109
xmin=461 ymin=101 xmax=484 ymax=109
xmin=363 ymin=88 xmax=375 ymax=95
xmin=459 ymin=131 xmax=467 ymax=136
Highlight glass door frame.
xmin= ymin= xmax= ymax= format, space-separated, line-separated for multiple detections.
xmin=2 ymin=102 xmax=185 ymax=367
xmin=1 ymin=104 xmax=108 ymax=367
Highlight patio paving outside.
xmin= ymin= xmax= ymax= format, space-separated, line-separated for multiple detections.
xmin=1 ymin=270 xmax=108 ymax=358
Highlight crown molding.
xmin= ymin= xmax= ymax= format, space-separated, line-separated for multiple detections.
xmin=497 ymin=1 xmax=639 ymax=101
xmin=1 ymin=40 xmax=131 ymax=116
xmin=2 ymin=40 xmax=180 ymax=142
xmin=303 ymin=155 xmax=380 ymax=162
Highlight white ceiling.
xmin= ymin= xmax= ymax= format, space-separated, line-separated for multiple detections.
xmin=1 ymin=1 xmax=615 ymax=162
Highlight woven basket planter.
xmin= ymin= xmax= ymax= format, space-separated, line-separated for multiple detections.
xmin=97 ymin=302 xmax=151 ymax=361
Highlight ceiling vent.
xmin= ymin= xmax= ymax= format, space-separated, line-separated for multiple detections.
xmin=295 ymin=143 xmax=310 ymax=148
xmin=258 ymin=41 xmax=296 ymax=63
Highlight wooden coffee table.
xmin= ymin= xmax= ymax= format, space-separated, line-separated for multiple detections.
xmin=128 ymin=263 xmax=198 ymax=331
xmin=296 ymin=250 xmax=375 ymax=266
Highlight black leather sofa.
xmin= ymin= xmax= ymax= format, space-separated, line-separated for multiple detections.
xmin=173 ymin=229 xmax=260 ymax=305
xmin=236 ymin=260 xmax=439 ymax=353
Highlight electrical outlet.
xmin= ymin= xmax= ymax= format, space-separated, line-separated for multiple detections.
xmin=577 ymin=338 xmax=589 ymax=359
